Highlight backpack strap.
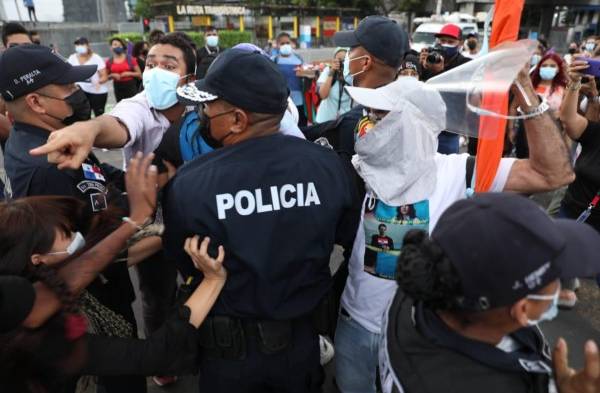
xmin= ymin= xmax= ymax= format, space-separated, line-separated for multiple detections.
xmin=126 ymin=55 xmax=134 ymax=71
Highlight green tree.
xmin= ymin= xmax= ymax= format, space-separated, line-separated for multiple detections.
xmin=134 ymin=0 xmax=156 ymax=19
xmin=372 ymin=0 xmax=424 ymax=15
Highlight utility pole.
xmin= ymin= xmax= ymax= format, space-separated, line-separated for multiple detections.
xmin=14 ymin=0 xmax=22 ymax=21
xmin=436 ymin=0 xmax=443 ymax=16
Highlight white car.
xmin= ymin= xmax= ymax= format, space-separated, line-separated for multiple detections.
xmin=411 ymin=23 xmax=443 ymax=53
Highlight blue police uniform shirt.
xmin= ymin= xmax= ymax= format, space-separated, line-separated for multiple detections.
xmin=4 ymin=123 xmax=110 ymax=210
xmin=4 ymin=122 xmax=136 ymax=308
xmin=163 ymin=133 xmax=355 ymax=320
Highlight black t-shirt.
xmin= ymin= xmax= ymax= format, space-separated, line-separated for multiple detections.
xmin=162 ymin=133 xmax=356 ymax=320
xmin=563 ymin=121 xmax=600 ymax=229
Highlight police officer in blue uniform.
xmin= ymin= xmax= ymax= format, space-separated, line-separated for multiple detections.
xmin=0 ymin=44 xmax=146 ymax=393
xmin=163 ymin=49 xmax=356 ymax=392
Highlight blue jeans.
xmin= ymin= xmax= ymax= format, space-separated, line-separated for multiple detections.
xmin=334 ymin=310 xmax=380 ymax=393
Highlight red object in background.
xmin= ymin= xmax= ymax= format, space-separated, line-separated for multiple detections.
xmin=304 ymin=79 xmax=320 ymax=124
xmin=323 ymin=17 xmax=337 ymax=38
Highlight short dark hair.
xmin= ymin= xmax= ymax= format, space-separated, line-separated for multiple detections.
xmin=132 ymin=41 xmax=148 ymax=57
xmin=205 ymin=26 xmax=217 ymax=33
xmin=149 ymin=29 xmax=165 ymax=45
xmin=378 ymin=223 xmax=387 ymax=230
xmin=277 ymin=32 xmax=291 ymax=42
xmin=29 ymin=30 xmax=39 ymax=36
xmin=109 ymin=37 xmax=126 ymax=48
xmin=156 ymin=32 xmax=197 ymax=75
xmin=2 ymin=22 xmax=29 ymax=47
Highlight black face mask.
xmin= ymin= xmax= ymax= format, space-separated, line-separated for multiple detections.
xmin=113 ymin=47 xmax=125 ymax=55
xmin=467 ymin=40 xmax=477 ymax=50
xmin=39 ymin=88 xmax=91 ymax=126
xmin=568 ymin=48 xmax=577 ymax=54
xmin=198 ymin=109 xmax=235 ymax=149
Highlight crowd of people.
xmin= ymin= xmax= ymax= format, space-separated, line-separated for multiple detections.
xmin=1 ymin=13 xmax=600 ymax=393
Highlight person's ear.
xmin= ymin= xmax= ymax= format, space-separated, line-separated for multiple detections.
xmin=363 ymin=55 xmax=374 ymax=72
xmin=509 ymin=298 xmax=531 ymax=327
xmin=30 ymin=254 xmax=44 ymax=266
xmin=24 ymin=93 xmax=47 ymax=115
xmin=230 ymin=109 xmax=248 ymax=134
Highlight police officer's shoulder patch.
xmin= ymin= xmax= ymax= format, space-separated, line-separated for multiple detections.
xmin=76 ymin=180 xmax=107 ymax=194
xmin=90 ymin=192 xmax=108 ymax=212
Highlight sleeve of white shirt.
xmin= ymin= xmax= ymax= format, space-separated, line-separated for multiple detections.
xmin=491 ymin=157 xmax=517 ymax=192
xmin=317 ymin=67 xmax=330 ymax=86
xmin=108 ymin=93 xmax=151 ymax=149
xmin=94 ymin=54 xmax=106 ymax=70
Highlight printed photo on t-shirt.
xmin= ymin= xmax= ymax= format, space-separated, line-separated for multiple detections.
xmin=363 ymin=198 xmax=430 ymax=280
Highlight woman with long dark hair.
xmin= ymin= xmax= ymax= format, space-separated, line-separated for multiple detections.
xmin=0 ymin=154 xmax=227 ymax=393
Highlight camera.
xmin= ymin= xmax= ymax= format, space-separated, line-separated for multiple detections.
xmin=332 ymin=58 xmax=345 ymax=81
xmin=426 ymin=45 xmax=445 ymax=64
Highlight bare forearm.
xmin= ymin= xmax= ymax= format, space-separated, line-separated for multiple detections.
xmin=126 ymin=236 xmax=163 ymax=267
xmin=59 ymin=222 xmax=138 ymax=294
xmin=92 ymin=115 xmax=130 ymax=148
xmin=585 ymin=98 xmax=600 ymax=122
xmin=521 ymin=83 xmax=573 ymax=185
xmin=185 ymin=279 xmax=225 ymax=328
xmin=318 ymin=77 xmax=333 ymax=99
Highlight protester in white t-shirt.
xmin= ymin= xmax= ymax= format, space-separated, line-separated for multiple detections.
xmin=334 ymin=67 xmax=575 ymax=393
xmin=31 ymin=33 xmax=197 ymax=167
xmin=67 ymin=37 xmax=109 ymax=117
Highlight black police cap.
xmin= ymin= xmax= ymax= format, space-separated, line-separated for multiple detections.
xmin=432 ymin=193 xmax=600 ymax=311
xmin=0 ymin=44 xmax=97 ymax=101
xmin=333 ymin=15 xmax=409 ymax=69
xmin=0 ymin=276 xmax=35 ymax=333
xmin=177 ymin=48 xmax=289 ymax=115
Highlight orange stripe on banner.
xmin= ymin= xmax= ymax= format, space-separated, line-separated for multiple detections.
xmin=475 ymin=0 xmax=525 ymax=192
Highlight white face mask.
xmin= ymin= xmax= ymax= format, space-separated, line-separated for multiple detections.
xmin=526 ymin=288 xmax=560 ymax=326
xmin=75 ymin=45 xmax=88 ymax=55
xmin=343 ymin=53 xmax=368 ymax=85
xmin=46 ymin=232 xmax=86 ymax=256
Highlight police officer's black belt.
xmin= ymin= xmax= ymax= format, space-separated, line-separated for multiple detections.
xmin=198 ymin=315 xmax=308 ymax=360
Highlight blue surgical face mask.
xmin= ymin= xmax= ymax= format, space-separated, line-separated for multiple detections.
xmin=526 ymin=289 xmax=559 ymax=326
xmin=539 ymin=66 xmax=558 ymax=81
xmin=206 ymin=35 xmax=219 ymax=48
xmin=441 ymin=44 xmax=459 ymax=58
xmin=143 ymin=67 xmax=186 ymax=110
xmin=113 ymin=46 xmax=125 ymax=55
xmin=46 ymin=232 xmax=86 ymax=256
xmin=531 ymin=54 xmax=541 ymax=67
xmin=586 ymin=42 xmax=596 ymax=52
xmin=279 ymin=44 xmax=292 ymax=56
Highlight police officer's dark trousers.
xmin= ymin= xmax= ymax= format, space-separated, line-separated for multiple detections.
xmin=197 ymin=316 xmax=323 ymax=393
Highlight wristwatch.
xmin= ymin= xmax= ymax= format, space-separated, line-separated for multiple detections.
xmin=517 ymin=98 xmax=550 ymax=119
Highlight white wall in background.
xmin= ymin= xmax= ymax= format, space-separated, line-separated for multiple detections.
xmin=3 ymin=0 xmax=64 ymax=22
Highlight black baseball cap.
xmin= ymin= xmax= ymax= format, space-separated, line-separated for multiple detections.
xmin=74 ymin=36 xmax=89 ymax=45
xmin=0 ymin=44 xmax=97 ymax=101
xmin=0 ymin=276 xmax=35 ymax=333
xmin=432 ymin=193 xmax=600 ymax=311
xmin=177 ymin=48 xmax=288 ymax=114
xmin=333 ymin=16 xmax=409 ymax=69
